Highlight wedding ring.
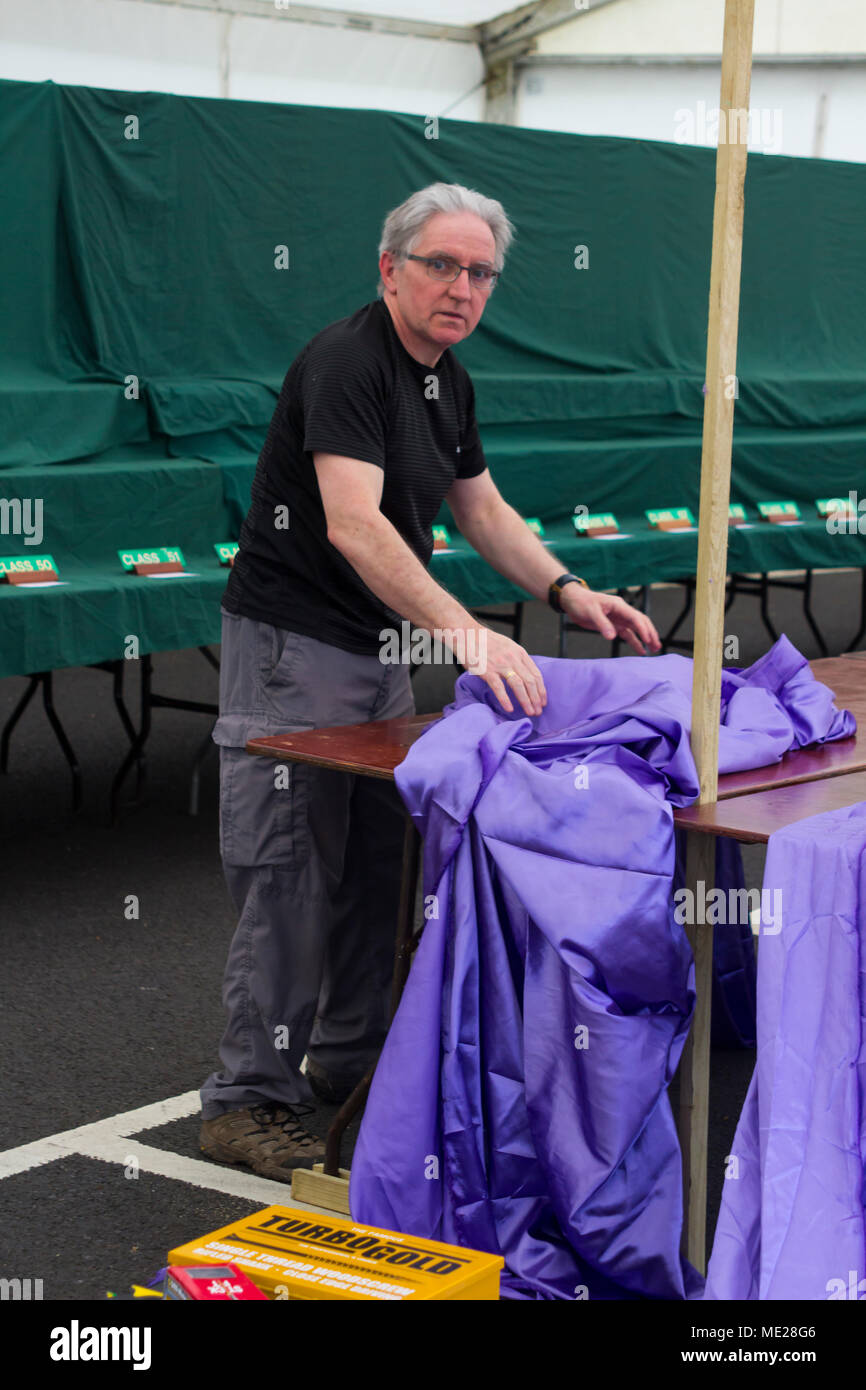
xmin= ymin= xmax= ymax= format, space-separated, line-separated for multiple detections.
xmin=503 ymin=669 xmax=517 ymax=681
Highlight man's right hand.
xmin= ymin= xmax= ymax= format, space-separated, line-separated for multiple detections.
xmin=461 ymin=628 xmax=546 ymax=717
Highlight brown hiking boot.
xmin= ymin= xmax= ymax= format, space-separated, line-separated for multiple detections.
xmin=200 ymin=1102 xmax=325 ymax=1181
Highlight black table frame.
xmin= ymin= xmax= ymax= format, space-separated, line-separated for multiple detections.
xmin=0 ymin=648 xmax=219 ymax=819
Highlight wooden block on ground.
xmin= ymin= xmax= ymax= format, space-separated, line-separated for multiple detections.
xmin=291 ymin=1164 xmax=351 ymax=1215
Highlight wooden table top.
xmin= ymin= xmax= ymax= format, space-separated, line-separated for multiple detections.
xmin=247 ymin=656 xmax=864 ymax=834
xmin=710 ymin=656 xmax=865 ymax=799
xmin=673 ymin=770 xmax=866 ymax=843
xmin=247 ymin=712 xmax=437 ymax=780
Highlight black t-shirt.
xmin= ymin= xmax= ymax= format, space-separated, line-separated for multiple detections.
xmin=222 ymin=297 xmax=488 ymax=653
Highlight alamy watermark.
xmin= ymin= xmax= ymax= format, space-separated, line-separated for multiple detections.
xmin=673 ymin=101 xmax=782 ymax=154
xmin=825 ymin=490 xmax=866 ymax=534
xmin=673 ymin=881 xmax=782 ymax=933
xmin=50 ymin=1322 xmax=151 ymax=1369
xmin=0 ymin=1276 xmax=43 ymax=1299
xmin=826 ymin=1271 xmax=866 ymax=1300
xmin=379 ymin=621 xmax=487 ymax=669
xmin=0 ymin=497 xmax=43 ymax=545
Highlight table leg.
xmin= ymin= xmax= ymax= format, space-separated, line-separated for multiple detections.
xmin=323 ymin=813 xmax=422 ymax=1177
xmin=2 ymin=673 xmax=83 ymax=812
xmin=389 ymin=814 xmax=422 ymax=1018
xmin=757 ymin=574 xmax=778 ymax=646
xmin=801 ymin=570 xmax=829 ymax=658
xmin=105 ymin=660 xmax=146 ymax=799
xmin=110 ymin=653 xmax=218 ymax=821
xmin=323 ymin=1064 xmax=375 ymax=1179
xmin=1 ymin=674 xmax=40 ymax=772
xmin=662 ymin=579 xmax=696 ymax=652
xmin=110 ymin=654 xmax=153 ymax=821
xmin=41 ymin=672 xmax=83 ymax=813
xmin=678 ymin=832 xmax=715 ymax=1274
xmin=845 ymin=568 xmax=866 ymax=652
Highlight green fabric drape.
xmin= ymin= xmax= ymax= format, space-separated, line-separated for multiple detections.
xmin=0 ymin=78 xmax=863 ymax=676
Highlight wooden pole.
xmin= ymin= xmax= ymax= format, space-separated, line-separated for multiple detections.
xmin=679 ymin=0 xmax=755 ymax=1274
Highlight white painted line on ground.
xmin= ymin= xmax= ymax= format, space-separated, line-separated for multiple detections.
xmin=82 ymin=1138 xmax=324 ymax=1210
xmin=0 ymin=1090 xmax=336 ymax=1214
xmin=0 ymin=1135 xmax=77 ymax=1180
xmin=0 ymin=1091 xmax=201 ymax=1177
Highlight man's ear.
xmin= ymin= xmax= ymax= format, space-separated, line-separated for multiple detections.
xmin=379 ymin=251 xmax=397 ymax=292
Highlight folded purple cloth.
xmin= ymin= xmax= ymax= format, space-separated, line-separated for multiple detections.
xmin=349 ymin=637 xmax=856 ymax=1299
xmin=705 ymin=800 xmax=866 ymax=1300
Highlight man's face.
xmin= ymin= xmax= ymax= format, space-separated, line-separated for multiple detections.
xmin=380 ymin=211 xmax=497 ymax=357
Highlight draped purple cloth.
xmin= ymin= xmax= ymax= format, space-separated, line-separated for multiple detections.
xmin=349 ymin=637 xmax=855 ymax=1299
xmin=705 ymin=800 xmax=866 ymax=1300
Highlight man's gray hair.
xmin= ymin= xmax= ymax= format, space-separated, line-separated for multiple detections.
xmin=376 ymin=182 xmax=515 ymax=296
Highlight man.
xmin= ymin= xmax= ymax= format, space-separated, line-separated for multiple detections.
xmin=200 ymin=181 xmax=660 ymax=1181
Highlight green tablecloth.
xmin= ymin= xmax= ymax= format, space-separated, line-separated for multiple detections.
xmin=2 ymin=518 xmax=863 ymax=681
xmin=430 ymin=517 xmax=866 ymax=606
xmin=0 ymin=561 xmax=230 ymax=680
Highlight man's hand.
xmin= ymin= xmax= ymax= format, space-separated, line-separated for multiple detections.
xmin=560 ymin=585 xmax=661 ymax=655
xmin=446 ymin=477 xmax=661 ymax=659
xmin=463 ymin=628 xmax=547 ymax=717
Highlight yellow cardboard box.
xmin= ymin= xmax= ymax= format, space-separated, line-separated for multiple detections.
xmin=169 ymin=1205 xmax=503 ymax=1301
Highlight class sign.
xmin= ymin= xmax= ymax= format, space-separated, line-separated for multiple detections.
xmin=118 ymin=546 xmax=185 ymax=570
xmin=0 ymin=554 xmax=57 ymax=575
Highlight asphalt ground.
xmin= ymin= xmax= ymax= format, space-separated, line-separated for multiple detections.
xmin=0 ymin=568 xmax=862 ymax=1304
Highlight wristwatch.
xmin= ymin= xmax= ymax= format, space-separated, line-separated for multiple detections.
xmin=548 ymin=572 xmax=589 ymax=612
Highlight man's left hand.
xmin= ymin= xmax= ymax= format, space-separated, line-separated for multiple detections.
xmin=560 ymin=585 xmax=661 ymax=655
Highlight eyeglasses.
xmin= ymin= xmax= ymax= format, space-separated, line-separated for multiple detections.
xmin=405 ymin=253 xmax=499 ymax=291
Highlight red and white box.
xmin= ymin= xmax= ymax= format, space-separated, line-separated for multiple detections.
xmin=164 ymin=1262 xmax=268 ymax=1300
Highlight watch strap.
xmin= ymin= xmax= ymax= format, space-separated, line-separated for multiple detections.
xmin=548 ymin=572 xmax=588 ymax=612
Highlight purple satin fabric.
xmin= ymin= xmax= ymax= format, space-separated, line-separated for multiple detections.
xmin=349 ymin=636 xmax=855 ymax=1299
xmin=705 ymin=800 xmax=866 ymax=1300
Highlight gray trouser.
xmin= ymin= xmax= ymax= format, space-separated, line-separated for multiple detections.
xmin=200 ymin=607 xmax=414 ymax=1119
